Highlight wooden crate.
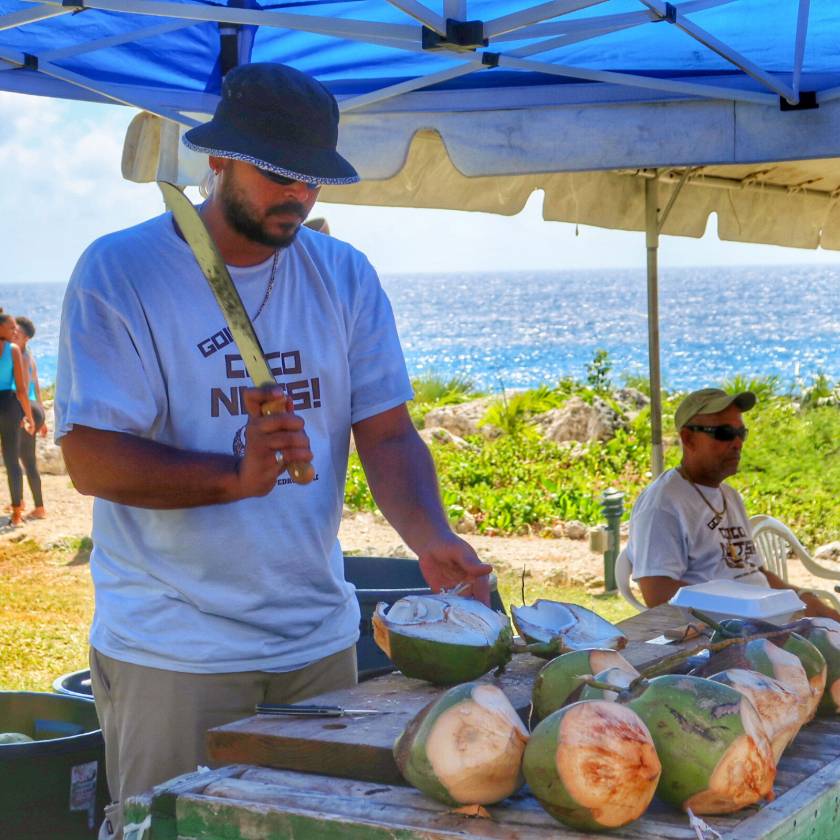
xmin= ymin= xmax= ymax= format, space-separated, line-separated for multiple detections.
xmin=126 ymin=738 xmax=840 ymax=840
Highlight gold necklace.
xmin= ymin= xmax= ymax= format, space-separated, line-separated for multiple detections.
xmin=678 ymin=465 xmax=727 ymax=529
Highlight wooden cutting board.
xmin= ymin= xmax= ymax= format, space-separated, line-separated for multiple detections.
xmin=207 ymin=604 xmax=699 ymax=784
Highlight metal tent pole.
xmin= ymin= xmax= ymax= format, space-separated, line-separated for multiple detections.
xmin=645 ymin=172 xmax=664 ymax=477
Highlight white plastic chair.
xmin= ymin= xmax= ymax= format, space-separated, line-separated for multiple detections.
xmin=615 ymin=548 xmax=648 ymax=612
xmin=749 ymin=515 xmax=840 ymax=612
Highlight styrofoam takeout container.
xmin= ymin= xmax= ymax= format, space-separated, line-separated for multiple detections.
xmin=668 ymin=579 xmax=806 ymax=624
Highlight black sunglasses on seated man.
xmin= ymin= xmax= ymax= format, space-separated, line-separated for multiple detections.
xmin=684 ymin=424 xmax=749 ymax=442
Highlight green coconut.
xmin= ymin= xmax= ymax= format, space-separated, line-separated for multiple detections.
xmin=710 ymin=618 xmax=827 ymax=718
xmin=532 ymin=649 xmax=638 ymax=721
xmin=693 ymin=637 xmax=814 ymax=719
xmin=394 ymin=682 xmax=529 ymax=806
xmin=624 ymin=674 xmax=776 ymax=814
xmin=793 ymin=617 xmax=840 ymax=714
xmin=708 ymin=668 xmax=804 ymax=763
xmin=0 ymin=732 xmax=33 ymax=745
xmin=522 ymin=699 xmax=661 ymax=831
xmin=372 ymin=594 xmax=513 ymax=685
xmin=511 ymin=600 xmax=627 ymax=658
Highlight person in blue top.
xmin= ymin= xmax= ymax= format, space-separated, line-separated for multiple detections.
xmin=0 ymin=313 xmax=35 ymax=526
xmin=13 ymin=316 xmax=47 ymax=519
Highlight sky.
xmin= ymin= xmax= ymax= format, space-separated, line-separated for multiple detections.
xmin=2 ymin=91 xmax=840 ymax=285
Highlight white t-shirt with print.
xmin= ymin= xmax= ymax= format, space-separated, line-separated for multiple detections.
xmin=55 ymin=214 xmax=413 ymax=673
xmin=627 ymin=468 xmax=766 ymax=587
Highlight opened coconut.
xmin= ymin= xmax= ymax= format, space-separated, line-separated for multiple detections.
xmin=394 ymin=683 xmax=528 ymax=806
xmin=793 ymin=617 xmax=840 ymax=714
xmin=523 ymin=699 xmax=660 ymax=831
xmin=708 ymin=668 xmax=803 ymax=763
xmin=511 ymin=600 xmax=627 ymax=657
xmin=625 ymin=674 xmax=775 ymax=814
xmin=372 ymin=594 xmax=512 ymax=685
xmin=532 ymin=649 xmax=638 ymax=720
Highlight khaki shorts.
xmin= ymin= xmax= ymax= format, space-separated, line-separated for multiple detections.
xmin=90 ymin=645 xmax=357 ymax=839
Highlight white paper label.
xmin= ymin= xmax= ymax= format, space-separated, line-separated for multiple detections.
xmin=69 ymin=760 xmax=98 ymax=829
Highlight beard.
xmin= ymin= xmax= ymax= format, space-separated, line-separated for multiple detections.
xmin=218 ymin=176 xmax=306 ymax=248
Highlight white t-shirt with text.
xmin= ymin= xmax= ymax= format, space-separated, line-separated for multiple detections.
xmin=55 ymin=214 xmax=413 ymax=673
xmin=627 ymin=468 xmax=766 ymax=587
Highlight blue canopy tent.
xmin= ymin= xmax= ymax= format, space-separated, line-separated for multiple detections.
xmin=2 ymin=0 xmax=839 ymax=471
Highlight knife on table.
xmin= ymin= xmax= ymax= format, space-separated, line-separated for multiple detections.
xmin=158 ymin=181 xmax=314 ymax=485
xmin=255 ymin=703 xmax=384 ymax=717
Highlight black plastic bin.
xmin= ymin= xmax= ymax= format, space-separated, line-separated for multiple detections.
xmin=53 ymin=669 xmax=94 ymax=700
xmin=345 ymin=555 xmax=504 ymax=681
xmin=0 ymin=691 xmax=108 ymax=839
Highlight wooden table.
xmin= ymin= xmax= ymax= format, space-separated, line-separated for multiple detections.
xmin=124 ymin=605 xmax=840 ymax=840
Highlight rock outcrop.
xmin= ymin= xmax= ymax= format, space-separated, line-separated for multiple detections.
xmin=531 ymin=396 xmax=625 ymax=443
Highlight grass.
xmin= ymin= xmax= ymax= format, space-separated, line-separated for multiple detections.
xmin=495 ymin=567 xmax=636 ymax=626
xmin=0 ymin=538 xmax=94 ymax=692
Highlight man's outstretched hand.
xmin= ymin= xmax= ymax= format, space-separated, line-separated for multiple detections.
xmin=418 ymin=534 xmax=493 ymax=606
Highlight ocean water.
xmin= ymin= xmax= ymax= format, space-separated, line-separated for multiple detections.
xmin=1 ymin=264 xmax=839 ymax=391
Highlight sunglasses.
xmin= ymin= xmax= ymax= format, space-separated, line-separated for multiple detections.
xmin=258 ymin=169 xmax=320 ymax=191
xmin=685 ymin=424 xmax=749 ymax=442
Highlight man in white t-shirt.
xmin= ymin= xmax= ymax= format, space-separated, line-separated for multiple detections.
xmin=55 ymin=63 xmax=491 ymax=838
xmin=627 ymin=388 xmax=840 ymax=620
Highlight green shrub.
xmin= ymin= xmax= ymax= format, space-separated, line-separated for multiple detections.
xmin=345 ymin=376 xmax=840 ymax=549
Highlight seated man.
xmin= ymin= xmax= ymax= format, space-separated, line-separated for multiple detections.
xmin=627 ymin=387 xmax=840 ymax=621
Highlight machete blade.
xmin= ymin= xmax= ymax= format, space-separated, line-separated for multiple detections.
xmin=158 ymin=180 xmax=314 ymax=484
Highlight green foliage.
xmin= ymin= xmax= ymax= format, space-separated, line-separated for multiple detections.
xmin=408 ymin=373 xmax=480 ymax=427
xmin=481 ymin=386 xmax=567 ymax=435
xmin=345 ymin=376 xmax=840 ymax=549
xmin=411 ymin=372 xmax=477 ymax=404
xmin=730 ymin=399 xmax=840 ymax=546
xmin=721 ymin=374 xmax=781 ymax=404
xmin=344 ymin=453 xmax=376 ymax=512
xmin=586 ymin=348 xmax=612 ymax=393
xmin=798 ymin=371 xmax=840 ymax=409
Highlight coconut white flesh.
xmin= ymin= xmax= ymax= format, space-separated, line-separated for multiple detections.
xmin=683 ymin=697 xmax=775 ymax=815
xmin=0 ymin=732 xmax=33 ymax=744
xmin=710 ymin=669 xmax=803 ymax=763
xmin=511 ymin=600 xmax=626 ymax=650
xmin=556 ymin=701 xmax=661 ymax=828
xmin=425 ymin=684 xmax=529 ymax=805
xmin=375 ymin=595 xmax=508 ymax=648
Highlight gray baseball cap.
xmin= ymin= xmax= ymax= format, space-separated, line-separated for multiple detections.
xmin=674 ymin=388 xmax=756 ymax=430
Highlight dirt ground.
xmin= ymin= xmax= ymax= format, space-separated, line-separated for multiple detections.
xmin=0 ymin=471 xmax=608 ymax=587
xmin=1 ymin=469 xmax=836 ymax=594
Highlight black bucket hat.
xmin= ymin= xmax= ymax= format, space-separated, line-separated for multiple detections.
xmin=183 ymin=62 xmax=359 ymax=185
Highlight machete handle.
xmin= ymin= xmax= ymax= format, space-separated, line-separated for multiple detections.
xmin=262 ymin=393 xmax=315 ymax=485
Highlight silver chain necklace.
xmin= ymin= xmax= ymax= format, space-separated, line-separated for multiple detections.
xmin=252 ymin=250 xmax=279 ymax=322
